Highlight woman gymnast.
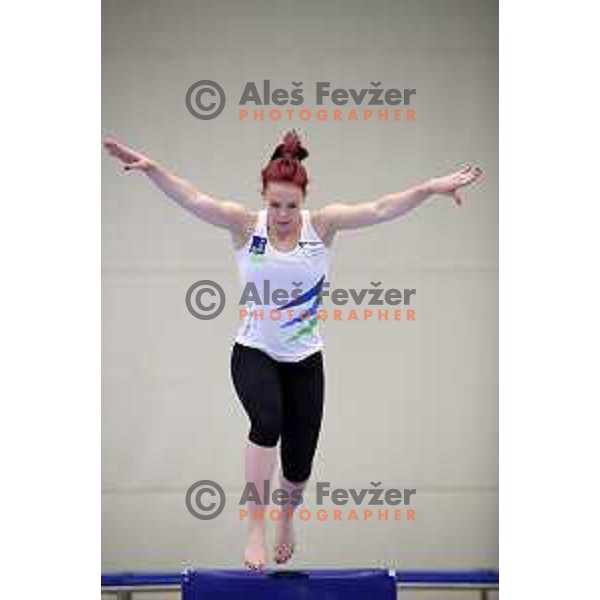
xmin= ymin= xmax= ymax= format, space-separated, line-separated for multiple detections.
xmin=103 ymin=129 xmax=482 ymax=570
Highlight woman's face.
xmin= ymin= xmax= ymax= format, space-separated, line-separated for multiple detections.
xmin=262 ymin=181 xmax=305 ymax=235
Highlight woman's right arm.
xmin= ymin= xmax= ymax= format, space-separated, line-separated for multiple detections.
xmin=102 ymin=137 xmax=254 ymax=237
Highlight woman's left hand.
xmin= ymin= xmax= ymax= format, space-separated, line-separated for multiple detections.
xmin=426 ymin=165 xmax=483 ymax=206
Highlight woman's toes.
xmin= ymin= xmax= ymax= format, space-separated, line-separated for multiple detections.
xmin=274 ymin=542 xmax=294 ymax=564
xmin=244 ymin=540 xmax=266 ymax=570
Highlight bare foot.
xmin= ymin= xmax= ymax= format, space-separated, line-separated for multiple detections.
xmin=274 ymin=518 xmax=295 ymax=564
xmin=244 ymin=526 xmax=267 ymax=570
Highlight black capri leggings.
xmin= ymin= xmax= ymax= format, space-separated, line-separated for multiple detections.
xmin=230 ymin=342 xmax=324 ymax=483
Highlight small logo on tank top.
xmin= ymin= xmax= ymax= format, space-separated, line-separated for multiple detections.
xmin=249 ymin=235 xmax=267 ymax=255
xmin=298 ymin=240 xmax=325 ymax=257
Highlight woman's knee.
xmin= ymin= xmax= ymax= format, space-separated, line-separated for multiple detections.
xmin=249 ymin=415 xmax=281 ymax=447
xmin=282 ymin=456 xmax=313 ymax=483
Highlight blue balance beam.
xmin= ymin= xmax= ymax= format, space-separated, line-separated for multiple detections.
xmin=102 ymin=568 xmax=499 ymax=598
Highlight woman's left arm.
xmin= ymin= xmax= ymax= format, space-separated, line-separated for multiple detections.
xmin=313 ymin=165 xmax=483 ymax=241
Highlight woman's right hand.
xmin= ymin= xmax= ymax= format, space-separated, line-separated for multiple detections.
xmin=102 ymin=137 xmax=254 ymax=238
xmin=102 ymin=137 xmax=156 ymax=172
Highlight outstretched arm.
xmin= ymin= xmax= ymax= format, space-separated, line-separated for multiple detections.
xmin=102 ymin=137 xmax=254 ymax=235
xmin=313 ymin=165 xmax=483 ymax=242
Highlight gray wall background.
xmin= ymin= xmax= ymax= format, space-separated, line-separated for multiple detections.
xmin=102 ymin=0 xmax=498 ymax=594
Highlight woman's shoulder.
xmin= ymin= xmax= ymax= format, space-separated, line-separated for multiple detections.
xmin=308 ymin=208 xmax=334 ymax=247
xmin=231 ymin=210 xmax=260 ymax=251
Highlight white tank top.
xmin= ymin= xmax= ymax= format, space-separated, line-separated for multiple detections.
xmin=233 ymin=209 xmax=329 ymax=362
